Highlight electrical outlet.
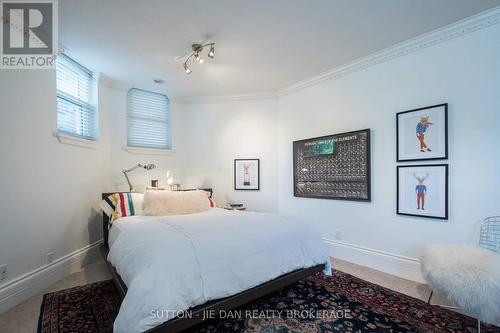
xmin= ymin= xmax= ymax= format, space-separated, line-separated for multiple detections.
xmin=46 ymin=252 xmax=54 ymax=264
xmin=334 ymin=230 xmax=343 ymax=241
xmin=0 ymin=264 xmax=7 ymax=281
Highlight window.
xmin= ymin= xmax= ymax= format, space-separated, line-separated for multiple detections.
xmin=127 ymin=88 xmax=170 ymax=150
xmin=56 ymin=54 xmax=97 ymax=140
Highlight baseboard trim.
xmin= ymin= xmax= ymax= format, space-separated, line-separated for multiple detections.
xmin=322 ymin=238 xmax=425 ymax=283
xmin=0 ymin=240 xmax=102 ymax=314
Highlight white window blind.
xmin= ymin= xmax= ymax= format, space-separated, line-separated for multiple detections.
xmin=56 ymin=54 xmax=96 ymax=140
xmin=127 ymin=88 xmax=170 ymax=150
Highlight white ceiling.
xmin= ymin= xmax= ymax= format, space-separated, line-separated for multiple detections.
xmin=59 ymin=0 xmax=500 ymax=99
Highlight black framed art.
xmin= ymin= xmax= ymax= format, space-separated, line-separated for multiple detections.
xmin=234 ymin=159 xmax=260 ymax=190
xmin=293 ymin=129 xmax=371 ymax=201
xmin=397 ymin=164 xmax=448 ymax=220
xmin=396 ymin=103 xmax=448 ymax=162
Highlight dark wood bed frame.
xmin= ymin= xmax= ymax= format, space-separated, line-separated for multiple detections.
xmin=100 ymin=189 xmax=325 ymax=333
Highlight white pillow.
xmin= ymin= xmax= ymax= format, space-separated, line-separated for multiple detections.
xmin=143 ymin=190 xmax=210 ymax=216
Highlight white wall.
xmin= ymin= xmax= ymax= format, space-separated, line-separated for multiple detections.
xmin=181 ymin=23 xmax=500 ymax=281
xmin=0 ymin=69 xmax=111 ymax=288
xmin=0 ymin=71 xmax=187 ymax=310
xmin=276 ymin=23 xmax=500 ymax=278
xmin=1 ymin=11 xmax=499 ymax=303
xmin=182 ymin=99 xmax=278 ymax=212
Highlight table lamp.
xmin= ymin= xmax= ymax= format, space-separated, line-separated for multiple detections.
xmin=122 ymin=163 xmax=156 ymax=192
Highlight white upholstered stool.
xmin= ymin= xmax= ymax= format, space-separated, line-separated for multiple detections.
xmin=421 ymin=217 xmax=500 ymax=332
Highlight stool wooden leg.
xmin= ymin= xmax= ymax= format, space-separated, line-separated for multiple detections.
xmin=427 ymin=290 xmax=433 ymax=304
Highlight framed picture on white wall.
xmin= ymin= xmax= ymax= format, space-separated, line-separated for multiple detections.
xmin=397 ymin=164 xmax=448 ymax=220
xmin=397 ymin=104 xmax=448 ymax=162
xmin=234 ymin=159 xmax=260 ymax=190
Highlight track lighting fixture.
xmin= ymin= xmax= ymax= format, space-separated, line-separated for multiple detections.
xmin=183 ymin=42 xmax=215 ymax=74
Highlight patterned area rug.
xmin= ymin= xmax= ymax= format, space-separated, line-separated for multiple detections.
xmin=38 ymin=270 xmax=500 ymax=333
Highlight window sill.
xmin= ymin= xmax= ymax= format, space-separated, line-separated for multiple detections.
xmin=123 ymin=146 xmax=174 ymax=155
xmin=54 ymin=132 xmax=99 ymax=150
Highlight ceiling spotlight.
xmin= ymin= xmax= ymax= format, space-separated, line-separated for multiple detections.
xmin=194 ymin=50 xmax=204 ymax=63
xmin=153 ymin=78 xmax=164 ymax=84
xmin=181 ymin=42 xmax=215 ymax=74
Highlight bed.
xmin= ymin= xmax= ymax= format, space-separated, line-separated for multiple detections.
xmin=100 ymin=191 xmax=330 ymax=333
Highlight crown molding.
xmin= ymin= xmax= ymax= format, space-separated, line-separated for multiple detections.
xmin=276 ymin=6 xmax=500 ymax=97
xmin=106 ymin=79 xmax=174 ymax=100
xmin=102 ymin=6 xmax=500 ymax=105
xmin=97 ymin=73 xmax=114 ymax=88
xmin=109 ymin=79 xmax=133 ymax=91
xmin=177 ymin=92 xmax=277 ymax=105
xmin=175 ymin=6 xmax=500 ymax=104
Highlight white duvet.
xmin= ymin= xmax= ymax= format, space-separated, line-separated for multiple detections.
xmin=108 ymin=208 xmax=331 ymax=333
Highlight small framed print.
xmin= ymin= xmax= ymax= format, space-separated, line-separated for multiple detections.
xmin=234 ymin=159 xmax=260 ymax=190
xmin=397 ymin=164 xmax=448 ymax=220
xmin=397 ymin=104 xmax=448 ymax=162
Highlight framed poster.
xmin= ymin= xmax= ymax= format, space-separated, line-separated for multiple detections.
xmin=397 ymin=164 xmax=448 ymax=220
xmin=397 ymin=103 xmax=448 ymax=162
xmin=234 ymin=159 xmax=260 ymax=190
xmin=293 ymin=129 xmax=371 ymax=201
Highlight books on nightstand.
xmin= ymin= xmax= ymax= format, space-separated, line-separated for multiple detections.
xmin=224 ymin=203 xmax=246 ymax=211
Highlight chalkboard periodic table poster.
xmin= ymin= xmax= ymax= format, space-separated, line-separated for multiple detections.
xmin=293 ymin=129 xmax=371 ymax=201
